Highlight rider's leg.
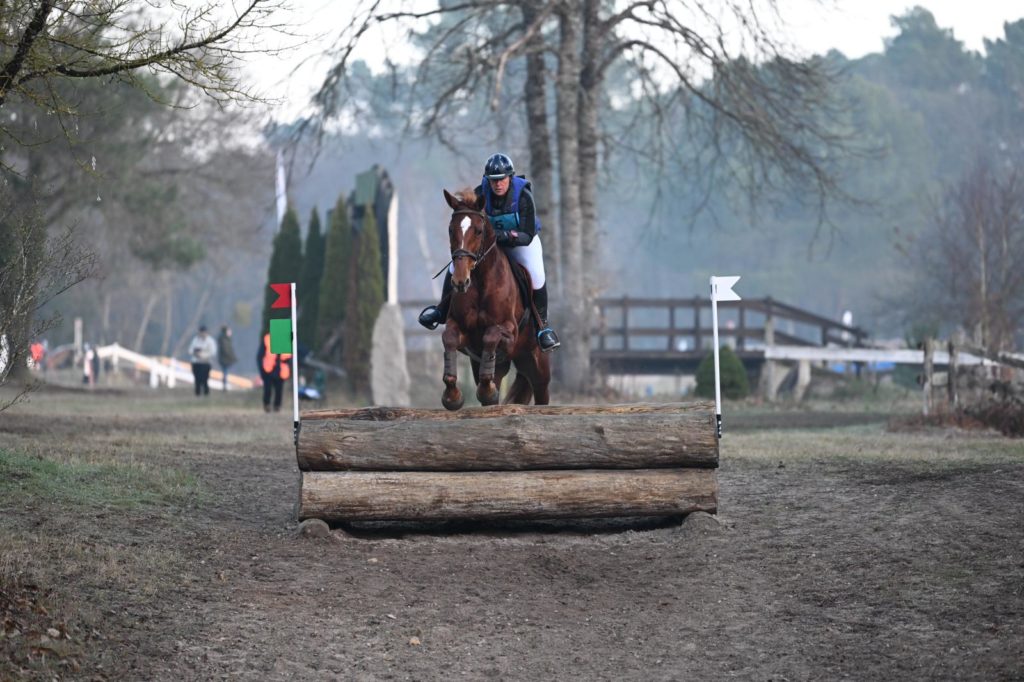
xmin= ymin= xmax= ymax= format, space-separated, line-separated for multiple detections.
xmin=510 ymin=238 xmax=560 ymax=352
xmin=532 ymin=284 xmax=560 ymax=352
xmin=418 ymin=270 xmax=453 ymax=330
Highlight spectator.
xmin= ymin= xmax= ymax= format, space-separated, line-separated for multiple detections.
xmin=257 ymin=331 xmax=291 ymax=413
xmin=216 ymin=325 xmax=237 ymax=391
xmin=188 ymin=325 xmax=217 ymax=397
xmin=82 ymin=343 xmax=98 ymax=387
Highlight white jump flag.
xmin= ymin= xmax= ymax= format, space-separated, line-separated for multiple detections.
xmin=710 ymin=275 xmax=742 ymax=439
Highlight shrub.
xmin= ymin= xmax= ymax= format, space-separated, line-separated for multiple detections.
xmin=695 ymin=346 xmax=750 ymax=400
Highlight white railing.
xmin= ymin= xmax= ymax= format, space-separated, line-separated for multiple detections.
xmin=96 ymin=343 xmax=254 ymax=390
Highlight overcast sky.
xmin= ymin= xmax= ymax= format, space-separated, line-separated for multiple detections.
xmin=246 ymin=1 xmax=1024 ymax=121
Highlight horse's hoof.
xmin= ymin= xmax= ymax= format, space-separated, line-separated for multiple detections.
xmin=442 ymin=392 xmax=464 ymax=411
xmin=476 ymin=384 xmax=499 ymax=406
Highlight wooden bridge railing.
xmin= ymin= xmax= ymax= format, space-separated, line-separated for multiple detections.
xmin=590 ymin=296 xmax=867 ymax=353
xmin=401 ymin=296 xmax=867 ymax=353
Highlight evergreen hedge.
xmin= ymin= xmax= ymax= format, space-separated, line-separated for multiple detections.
xmin=343 ymin=209 xmax=385 ymax=398
xmin=695 ymin=346 xmax=750 ymax=400
xmin=316 ymin=195 xmax=353 ymax=357
xmin=297 ymin=207 xmax=324 ymax=348
xmin=261 ymin=207 xmax=302 ymax=336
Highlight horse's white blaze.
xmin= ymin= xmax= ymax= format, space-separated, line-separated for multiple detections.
xmin=460 ymin=216 xmax=471 ymax=235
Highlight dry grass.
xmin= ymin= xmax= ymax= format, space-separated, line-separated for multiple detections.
xmin=2 ymin=384 xmax=1023 ymax=679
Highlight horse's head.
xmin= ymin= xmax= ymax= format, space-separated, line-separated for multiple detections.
xmin=443 ymin=188 xmax=494 ymax=293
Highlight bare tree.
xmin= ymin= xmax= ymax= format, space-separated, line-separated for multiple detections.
xmin=0 ymin=0 xmax=282 ymax=391
xmin=313 ymin=1 xmax=857 ymax=393
xmin=901 ymin=160 xmax=1024 ymax=351
xmin=0 ymin=188 xmax=97 ymax=406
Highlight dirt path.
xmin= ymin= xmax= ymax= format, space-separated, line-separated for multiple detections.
xmin=2 ymin=390 xmax=1022 ymax=680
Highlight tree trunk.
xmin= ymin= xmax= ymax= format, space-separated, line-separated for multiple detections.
xmin=171 ymin=285 xmax=211 ymax=359
xmin=579 ymin=0 xmax=601 ymax=298
xmin=160 ymin=274 xmax=173 ymax=357
xmin=299 ymin=469 xmax=718 ymax=522
xmin=133 ymin=292 xmax=159 ymax=352
xmin=556 ymin=5 xmax=589 ymax=392
xmin=297 ymin=411 xmax=718 ymax=472
xmin=521 ymin=0 xmax=558 ymax=298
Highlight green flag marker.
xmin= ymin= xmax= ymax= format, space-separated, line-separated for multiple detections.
xmin=269 ymin=318 xmax=293 ymax=354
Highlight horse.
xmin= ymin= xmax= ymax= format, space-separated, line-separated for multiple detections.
xmin=438 ymin=188 xmax=551 ymax=410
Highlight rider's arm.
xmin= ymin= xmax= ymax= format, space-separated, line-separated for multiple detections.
xmin=497 ymin=188 xmax=536 ymax=246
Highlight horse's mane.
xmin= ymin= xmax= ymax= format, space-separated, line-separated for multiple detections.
xmin=454 ymin=187 xmax=477 ymax=207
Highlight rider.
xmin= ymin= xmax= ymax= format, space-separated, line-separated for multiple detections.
xmin=418 ymin=153 xmax=561 ymax=352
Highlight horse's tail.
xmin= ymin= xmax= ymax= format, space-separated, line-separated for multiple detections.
xmin=502 ymin=372 xmax=533 ymax=405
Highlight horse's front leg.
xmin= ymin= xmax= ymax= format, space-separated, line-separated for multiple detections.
xmin=477 ymin=323 xmax=515 ymax=406
xmin=441 ymin=322 xmax=466 ymax=411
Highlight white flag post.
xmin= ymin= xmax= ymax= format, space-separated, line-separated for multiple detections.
xmin=291 ymin=282 xmax=300 ymax=446
xmin=710 ymin=275 xmax=742 ymax=439
xmin=275 ymin=149 xmax=287 ymax=229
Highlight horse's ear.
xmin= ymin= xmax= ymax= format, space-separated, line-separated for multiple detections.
xmin=443 ymin=189 xmax=459 ymax=210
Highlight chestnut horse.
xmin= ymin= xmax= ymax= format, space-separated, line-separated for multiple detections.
xmin=439 ymin=188 xmax=551 ymax=410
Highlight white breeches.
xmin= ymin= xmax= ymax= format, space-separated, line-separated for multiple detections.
xmin=449 ymin=236 xmax=546 ymax=289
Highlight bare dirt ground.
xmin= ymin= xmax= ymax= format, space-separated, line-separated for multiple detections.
xmin=1 ymin=386 xmax=1023 ymax=680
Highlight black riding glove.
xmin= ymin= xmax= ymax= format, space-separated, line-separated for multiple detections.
xmin=496 ymin=229 xmax=530 ymax=247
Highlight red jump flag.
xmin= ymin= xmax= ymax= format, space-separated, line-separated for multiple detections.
xmin=269 ymin=282 xmax=292 ymax=309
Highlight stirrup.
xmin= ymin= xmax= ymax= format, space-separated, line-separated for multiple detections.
xmin=537 ymin=327 xmax=560 ymax=352
xmin=418 ymin=305 xmax=443 ymax=330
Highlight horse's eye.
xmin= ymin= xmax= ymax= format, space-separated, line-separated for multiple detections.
xmin=475 ymin=226 xmax=482 ymax=235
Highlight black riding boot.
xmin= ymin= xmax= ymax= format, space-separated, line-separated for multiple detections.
xmin=418 ymin=272 xmax=453 ymax=330
xmin=533 ymin=284 xmax=560 ymax=352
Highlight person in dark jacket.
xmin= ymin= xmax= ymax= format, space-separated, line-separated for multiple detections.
xmin=419 ymin=152 xmax=560 ymax=351
xmin=216 ymin=325 xmax=237 ymax=391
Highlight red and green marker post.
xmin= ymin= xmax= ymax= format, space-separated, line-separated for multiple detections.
xmin=269 ymin=282 xmax=301 ymax=444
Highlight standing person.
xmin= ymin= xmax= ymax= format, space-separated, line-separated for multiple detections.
xmin=257 ymin=331 xmax=291 ymax=412
xmin=418 ymin=152 xmax=560 ymax=351
xmin=188 ymin=325 xmax=217 ymax=396
xmin=216 ymin=325 xmax=237 ymax=391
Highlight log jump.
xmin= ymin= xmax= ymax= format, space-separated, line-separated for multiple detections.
xmin=296 ymin=402 xmax=719 ymax=523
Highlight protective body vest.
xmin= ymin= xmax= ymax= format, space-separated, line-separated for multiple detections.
xmin=481 ymin=175 xmax=542 ymax=233
xmin=261 ymin=333 xmax=291 ymax=380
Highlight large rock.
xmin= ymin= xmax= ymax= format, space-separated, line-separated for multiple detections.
xmin=370 ymin=303 xmax=411 ymax=407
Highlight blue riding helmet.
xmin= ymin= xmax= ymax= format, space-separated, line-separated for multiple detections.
xmin=484 ymin=153 xmax=514 ymax=180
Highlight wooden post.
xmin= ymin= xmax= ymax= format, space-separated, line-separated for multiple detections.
xmin=947 ymin=338 xmax=958 ymax=409
xmin=622 ymin=295 xmax=630 ymax=351
xmin=693 ymin=297 xmax=702 ymax=351
xmin=922 ymin=338 xmax=934 ymax=416
xmin=737 ymin=303 xmax=746 ymax=351
xmin=668 ymin=305 xmax=676 ymax=351
xmin=794 ymin=359 xmax=811 ymax=402
xmin=761 ymin=305 xmax=778 ymax=402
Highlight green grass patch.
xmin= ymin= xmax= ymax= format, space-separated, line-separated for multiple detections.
xmin=0 ymin=449 xmax=204 ymax=510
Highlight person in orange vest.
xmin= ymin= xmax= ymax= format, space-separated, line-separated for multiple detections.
xmin=257 ymin=332 xmax=291 ymax=413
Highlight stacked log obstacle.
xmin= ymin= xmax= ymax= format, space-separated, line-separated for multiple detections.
xmin=296 ymin=402 xmax=719 ymax=523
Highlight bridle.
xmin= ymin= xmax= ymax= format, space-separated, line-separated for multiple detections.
xmin=448 ymin=208 xmax=497 ymax=271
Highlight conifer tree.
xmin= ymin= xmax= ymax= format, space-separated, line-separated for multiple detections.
xmin=262 ymin=207 xmax=303 ymax=336
xmin=343 ymin=210 xmax=385 ymax=398
xmin=297 ymin=207 xmax=325 ymax=348
xmin=316 ymin=195 xmax=353 ymax=359
xmin=695 ymin=346 xmax=750 ymax=400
